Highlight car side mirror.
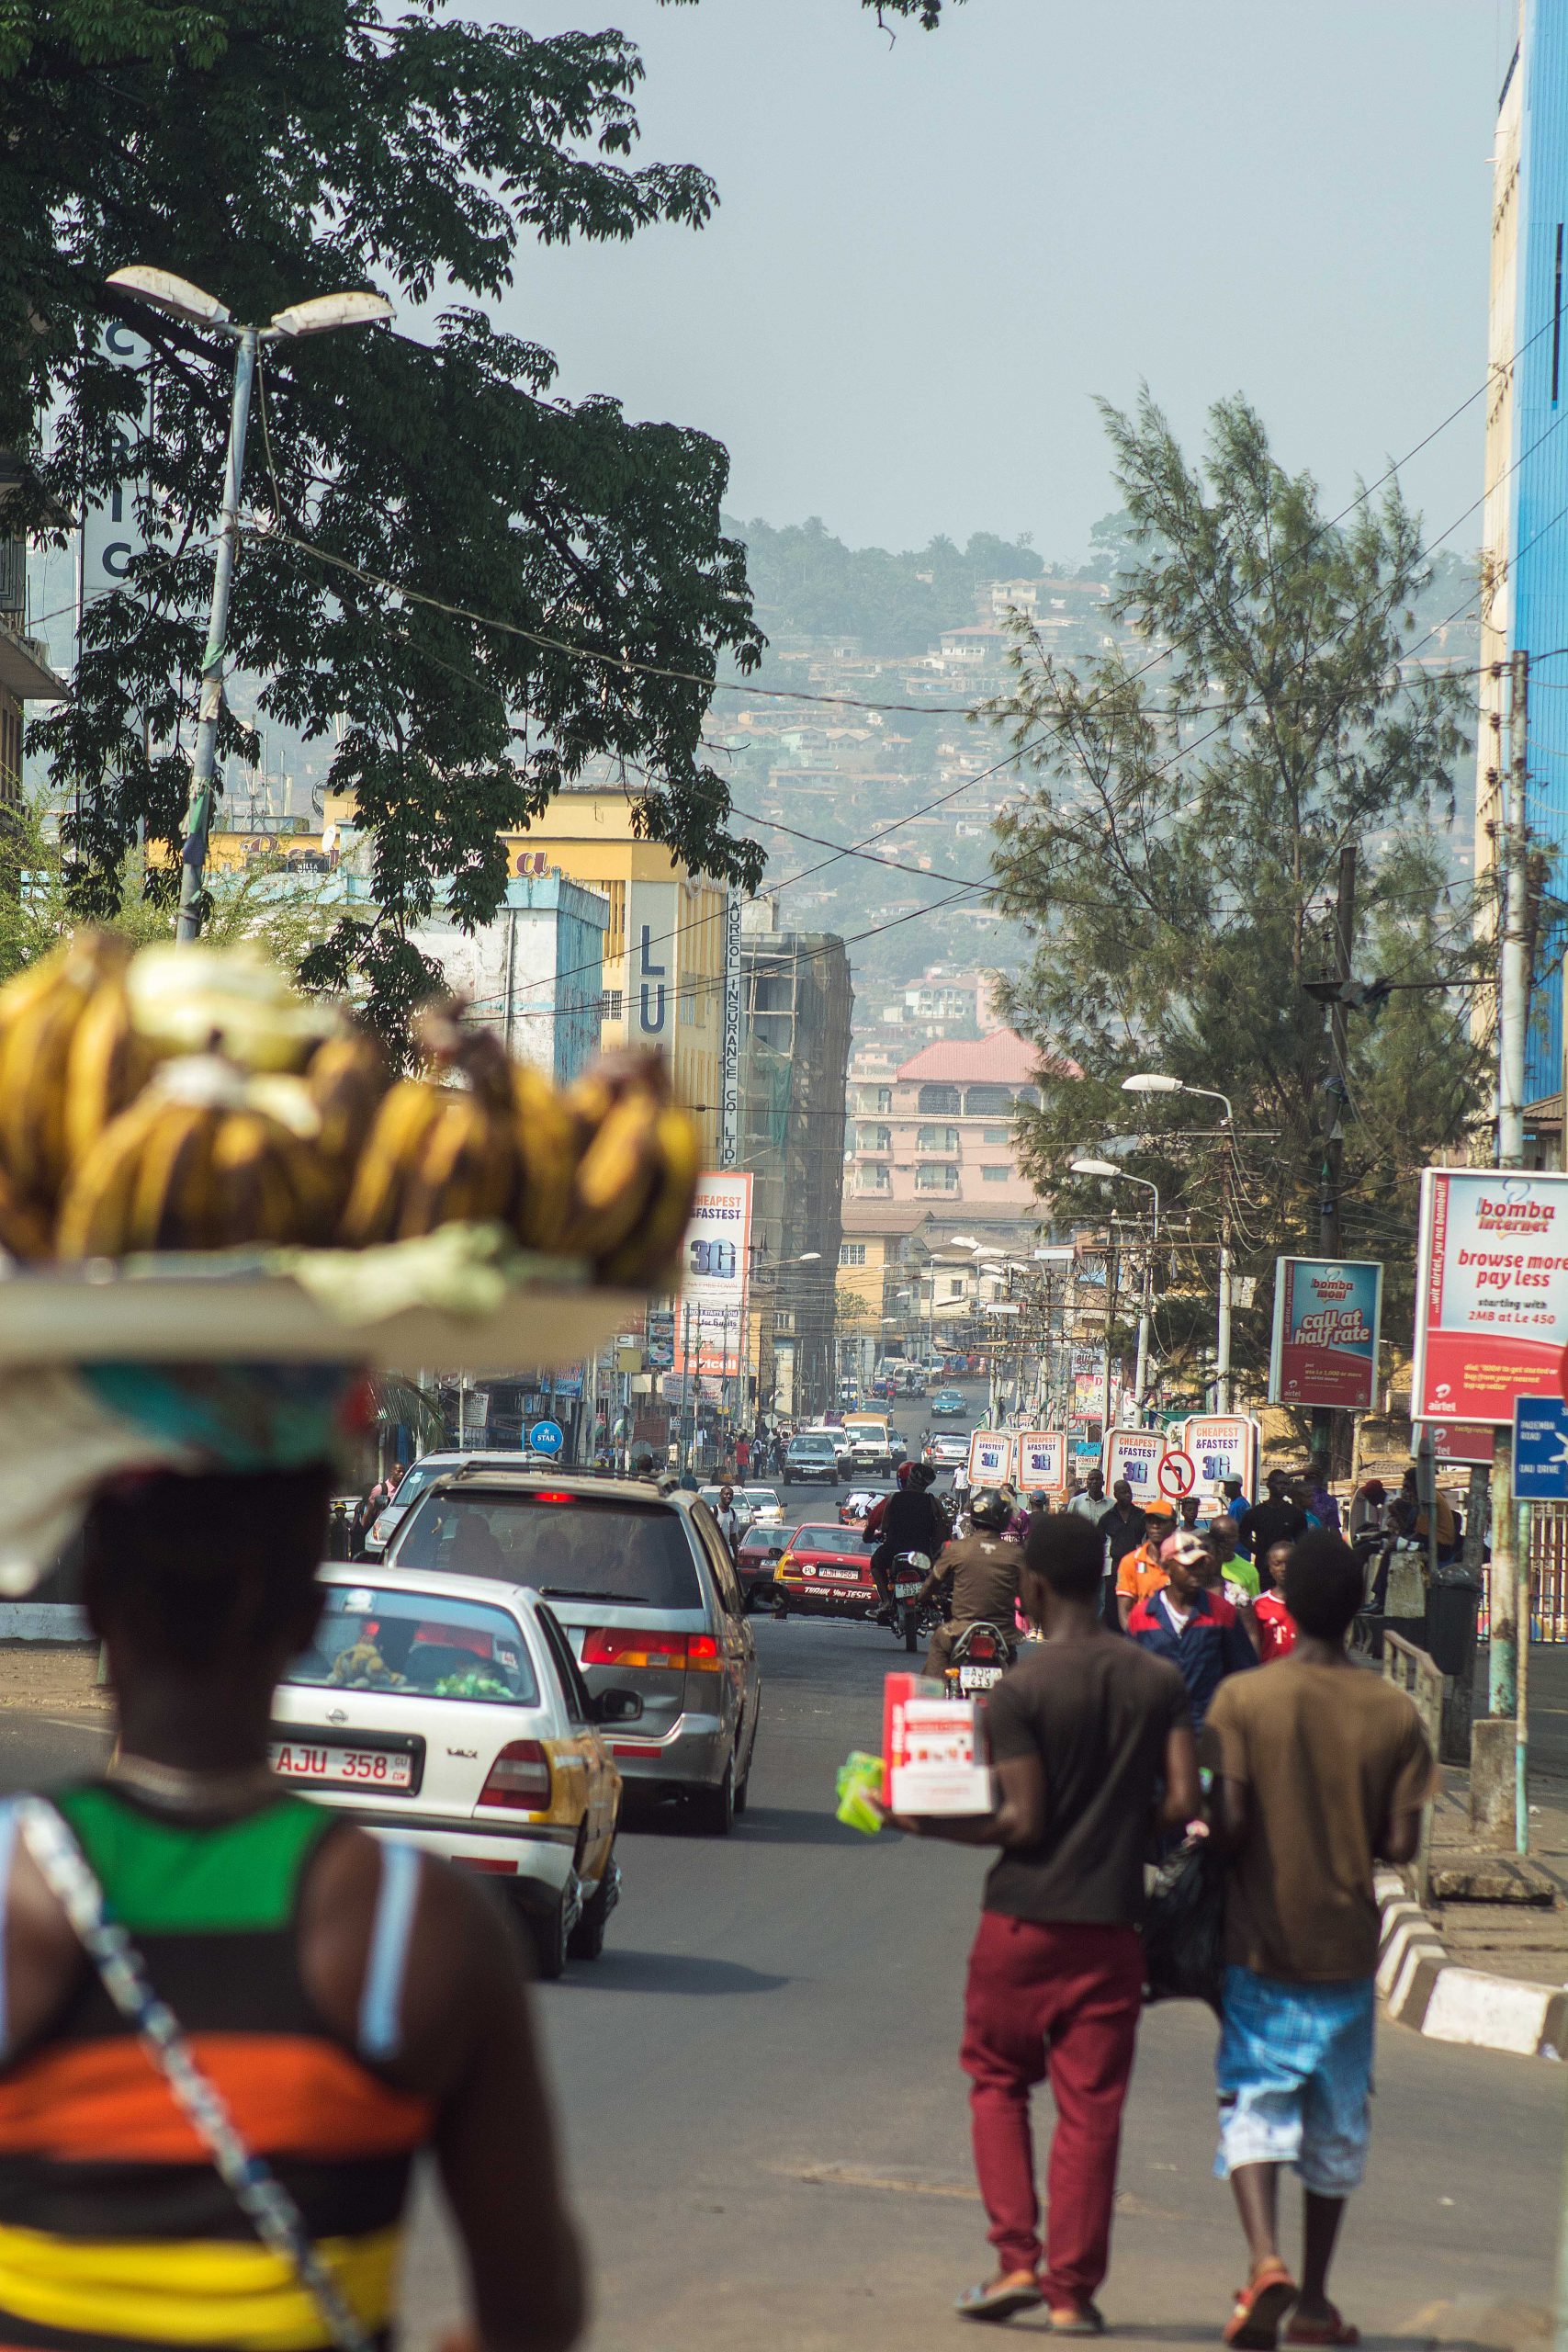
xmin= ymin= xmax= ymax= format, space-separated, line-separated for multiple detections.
xmin=592 ymin=1687 xmax=643 ymax=1725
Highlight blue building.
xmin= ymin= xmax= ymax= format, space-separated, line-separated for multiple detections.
xmin=408 ymin=872 xmax=609 ymax=1087
xmin=1481 ymin=4 xmax=1568 ymax=1135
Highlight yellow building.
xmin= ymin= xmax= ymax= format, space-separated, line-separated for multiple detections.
xmin=313 ymin=786 xmax=728 ymax=1165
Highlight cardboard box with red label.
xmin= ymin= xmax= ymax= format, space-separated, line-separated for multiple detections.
xmin=882 ymin=1671 xmax=994 ymax=1816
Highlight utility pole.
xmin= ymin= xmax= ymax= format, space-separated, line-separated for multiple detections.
xmin=1100 ymin=1231 xmax=1120 ymax=1469
xmin=1216 ymin=1129 xmax=1234 ymax=1414
xmin=1489 ymin=650 xmax=1530 ymax=1840
xmin=1314 ymin=842 xmax=1357 ymax=1472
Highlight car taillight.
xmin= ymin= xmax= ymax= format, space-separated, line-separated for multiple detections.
xmin=581 ymin=1627 xmax=721 ymax=1673
xmin=370 ymin=1512 xmax=394 ymax=1543
xmin=967 ymin=1632 xmax=998 ymax=1661
xmin=534 ymin=1490 xmax=574 ymax=1503
xmin=478 ymin=1741 xmax=552 ymax=1811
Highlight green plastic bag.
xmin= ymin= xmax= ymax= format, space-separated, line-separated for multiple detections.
xmin=835 ymin=1750 xmax=886 ymax=1835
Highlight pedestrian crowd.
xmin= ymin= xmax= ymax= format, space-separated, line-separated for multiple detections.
xmin=893 ymin=1469 xmax=1437 ymax=2346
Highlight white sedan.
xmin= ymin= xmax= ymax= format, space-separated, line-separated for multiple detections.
xmin=271 ymin=1565 xmax=630 ymax=1980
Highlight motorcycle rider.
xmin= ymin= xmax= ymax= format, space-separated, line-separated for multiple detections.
xmin=871 ymin=1460 xmax=948 ymax=1613
xmin=917 ymin=1487 xmax=1025 ymax=1681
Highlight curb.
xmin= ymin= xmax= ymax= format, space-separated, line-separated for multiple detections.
xmin=1375 ymin=1868 xmax=1568 ymax=2060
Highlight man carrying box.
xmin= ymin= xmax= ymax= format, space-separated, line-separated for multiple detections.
xmin=894 ymin=1512 xmax=1198 ymax=2332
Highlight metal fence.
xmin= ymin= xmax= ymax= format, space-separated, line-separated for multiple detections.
xmin=1477 ymin=1503 xmax=1568 ymax=1643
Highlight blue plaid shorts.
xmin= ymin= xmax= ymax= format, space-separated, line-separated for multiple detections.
xmin=1214 ymin=1965 xmax=1375 ymax=2197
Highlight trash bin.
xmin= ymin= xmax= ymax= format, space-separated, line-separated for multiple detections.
xmin=1425 ymin=1571 xmax=1483 ymax=1679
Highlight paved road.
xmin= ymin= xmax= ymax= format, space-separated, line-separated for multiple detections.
xmin=4 ymin=1493 xmax=1562 ymax=2346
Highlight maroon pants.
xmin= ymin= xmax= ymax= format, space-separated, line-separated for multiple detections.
xmin=960 ymin=1911 xmax=1144 ymax=2303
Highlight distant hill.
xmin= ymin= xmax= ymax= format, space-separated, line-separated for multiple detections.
xmin=724 ymin=514 xmax=1047 ymax=657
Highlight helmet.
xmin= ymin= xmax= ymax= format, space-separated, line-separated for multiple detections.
xmin=1029 ymin=1490 xmax=1050 ymax=1510
xmin=968 ymin=1487 xmax=1010 ymax=1532
xmin=896 ymin=1461 xmax=914 ymax=1488
xmin=909 ymin=1460 xmax=937 ymax=1490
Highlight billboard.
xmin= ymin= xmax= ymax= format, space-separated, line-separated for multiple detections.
xmin=968 ymin=1430 xmax=1014 ymax=1486
xmin=1413 ymin=1168 xmax=1568 ymax=1423
xmin=1269 ymin=1257 xmax=1382 ymax=1411
xmin=674 ymin=1171 xmax=753 ymax=1379
xmin=1181 ymin=1414 xmax=1260 ymax=1501
xmin=1016 ymin=1431 xmax=1066 ymax=1493
xmin=626 ymin=881 xmax=679 ymax=1048
xmin=1104 ymin=1429 xmax=1165 ymax=1502
xmin=1425 ymin=1419 xmax=1495 ymax=1467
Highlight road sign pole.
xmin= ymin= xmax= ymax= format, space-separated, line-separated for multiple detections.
xmin=1518 ymin=1495 xmax=1531 ymax=1856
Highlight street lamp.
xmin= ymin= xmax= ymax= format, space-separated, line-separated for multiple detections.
xmin=1071 ymin=1157 xmax=1161 ymax=1415
xmin=105 ymin=266 xmax=393 ymax=942
xmin=1121 ymin=1071 xmax=1235 ymax=1411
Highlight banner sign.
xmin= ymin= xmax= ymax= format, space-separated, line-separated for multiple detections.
xmin=675 ymin=1171 xmax=753 ymax=1379
xmin=626 ymin=880 xmax=679 ymax=1046
xmin=1413 ymin=1168 xmax=1568 ymax=1422
xmin=1423 ymin=1419 xmax=1495 ymax=1467
xmin=1180 ymin=1414 xmax=1260 ymax=1501
xmin=968 ymin=1430 xmax=1014 ymax=1486
xmin=1015 ymin=1431 xmax=1066 ymax=1493
xmin=1104 ymin=1429 xmax=1165 ymax=1500
xmin=719 ymin=890 xmax=741 ymax=1170
xmin=1269 ymin=1257 xmax=1382 ymax=1411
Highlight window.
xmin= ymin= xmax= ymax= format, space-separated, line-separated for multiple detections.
xmin=918 ymin=1084 xmax=962 ymax=1114
xmin=964 ymin=1085 xmax=1018 ymax=1116
xmin=840 ymin=1241 xmax=867 ymax=1267
xmin=286 ymin=1587 xmax=540 ymax=1708
xmin=915 ymin=1164 xmax=960 ymax=1193
xmin=858 ymin=1125 xmax=892 ymax=1154
xmin=946 ymin=1277 xmax=964 ymax=1298
xmin=982 ymin=1166 xmax=1011 ymax=1183
xmin=874 ymin=1087 xmax=893 ymax=1113
xmin=393 ymin=1492 xmax=703 ymax=1610
xmin=860 ymin=1166 xmax=890 ymax=1193
xmin=981 ymin=1127 xmax=1010 ymax=1145
xmin=916 ymin=1125 xmax=960 ymax=1153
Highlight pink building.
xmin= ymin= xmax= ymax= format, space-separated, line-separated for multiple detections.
xmin=846 ymin=1028 xmax=1052 ymax=1210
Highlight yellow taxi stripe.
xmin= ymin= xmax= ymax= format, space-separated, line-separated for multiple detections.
xmin=0 ymin=2219 xmax=400 ymax=2348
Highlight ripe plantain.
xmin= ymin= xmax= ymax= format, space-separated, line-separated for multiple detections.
xmin=65 ymin=976 xmax=156 ymax=1171
xmin=306 ymin=1028 xmax=389 ymax=1166
xmin=0 ymin=1167 xmax=54 ymax=1262
xmin=563 ymin=1085 xmax=664 ymax=1261
xmin=338 ymin=1079 xmax=450 ymax=1246
xmin=394 ymin=1091 xmax=519 ymax=1240
xmin=510 ymin=1060 xmax=582 ymax=1252
xmin=600 ymin=1106 xmax=702 ymax=1285
xmin=0 ymin=930 xmax=130 ymax=1206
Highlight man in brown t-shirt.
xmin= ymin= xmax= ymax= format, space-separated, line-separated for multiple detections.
xmin=893 ymin=1512 xmax=1197 ymax=2330
xmin=1201 ymin=1532 xmax=1435 ymax=2350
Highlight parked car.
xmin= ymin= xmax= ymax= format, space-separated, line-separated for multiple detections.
xmin=364 ymin=1449 xmax=551 ymax=1558
xmin=773 ymin=1522 xmax=880 ymax=1620
xmin=271 ymin=1565 xmax=626 ymax=1979
xmin=840 ymin=1485 xmax=893 ymax=1526
xmin=930 ymin=1432 xmax=970 ymax=1467
xmin=385 ymin=1471 xmax=761 ymax=1835
xmin=931 ymin=1388 xmax=969 ymax=1419
xmin=785 ymin=1430 xmax=847 ymax=1484
xmin=736 ymin=1523 xmax=792 ymax=1609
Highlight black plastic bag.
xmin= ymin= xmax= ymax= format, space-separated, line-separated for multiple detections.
xmin=1142 ymin=1832 xmax=1226 ymax=2014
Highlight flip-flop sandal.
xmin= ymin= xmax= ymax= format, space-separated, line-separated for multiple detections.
xmin=1285 ymin=2310 xmax=1359 ymax=2346
xmin=955 ymin=2277 xmax=1044 ymax=2324
xmin=1048 ymin=2301 xmax=1106 ymax=2335
xmin=1224 ymin=2264 xmax=1299 ymax=2349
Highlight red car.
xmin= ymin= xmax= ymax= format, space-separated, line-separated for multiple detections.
xmin=774 ymin=1521 xmax=880 ymax=1619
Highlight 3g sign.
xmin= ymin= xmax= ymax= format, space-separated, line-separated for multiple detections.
xmin=689 ymin=1238 xmax=737 ymax=1281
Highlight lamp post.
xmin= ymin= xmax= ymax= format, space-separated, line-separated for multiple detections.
xmin=1122 ymin=1073 xmax=1235 ymax=1411
xmin=105 ymin=268 xmax=392 ymax=942
xmin=1072 ymin=1159 xmax=1160 ymax=1422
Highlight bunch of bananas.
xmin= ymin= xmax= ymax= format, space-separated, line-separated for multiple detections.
xmin=0 ymin=930 xmax=700 ymax=1286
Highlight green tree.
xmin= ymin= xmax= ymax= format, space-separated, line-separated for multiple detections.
xmin=986 ymin=392 xmax=1484 ymax=1406
xmin=0 ymin=2 xmax=784 ymax=1038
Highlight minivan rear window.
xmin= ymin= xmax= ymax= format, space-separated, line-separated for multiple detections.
xmin=393 ymin=1491 xmax=703 ymax=1611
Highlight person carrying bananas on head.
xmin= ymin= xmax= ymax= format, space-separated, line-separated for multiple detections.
xmin=0 ymin=1361 xmax=586 ymax=2352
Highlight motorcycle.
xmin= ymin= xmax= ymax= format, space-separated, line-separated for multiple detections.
xmin=943 ymin=1617 xmax=1018 ymax=1698
xmin=889 ymin=1550 xmax=931 ymax=1653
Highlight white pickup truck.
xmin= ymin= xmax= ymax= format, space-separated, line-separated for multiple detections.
xmin=841 ymin=1414 xmax=906 ymax=1476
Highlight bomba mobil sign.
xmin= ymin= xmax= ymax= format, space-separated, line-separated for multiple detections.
xmin=1413 ymin=1168 xmax=1568 ymax=1423
xmin=1104 ymin=1429 xmax=1164 ymax=1498
xmin=968 ymin=1430 xmax=1014 ymax=1485
xmin=1016 ymin=1431 xmax=1066 ymax=1492
xmin=1269 ymin=1258 xmax=1382 ymax=1412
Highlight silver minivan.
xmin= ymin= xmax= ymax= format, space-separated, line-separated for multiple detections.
xmin=386 ymin=1471 xmax=761 ymax=1835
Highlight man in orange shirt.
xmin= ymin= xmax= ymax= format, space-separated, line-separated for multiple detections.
xmin=1116 ymin=1499 xmax=1177 ymax=1628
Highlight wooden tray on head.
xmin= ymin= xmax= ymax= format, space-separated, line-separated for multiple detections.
xmin=0 ymin=1253 xmax=641 ymax=1376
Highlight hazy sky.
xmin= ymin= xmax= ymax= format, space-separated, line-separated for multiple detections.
xmin=493 ymin=0 xmax=1511 ymax=564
